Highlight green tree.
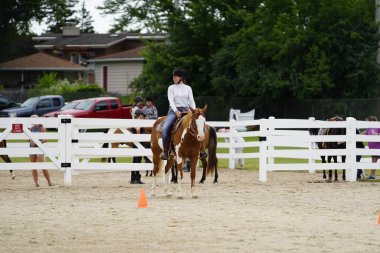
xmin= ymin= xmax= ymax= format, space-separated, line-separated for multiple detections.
xmin=212 ymin=0 xmax=379 ymax=99
xmin=101 ymin=0 xmax=380 ymax=100
xmin=0 ymin=0 xmax=48 ymax=61
xmin=46 ymin=0 xmax=80 ymax=33
xmin=79 ymin=0 xmax=95 ymax=33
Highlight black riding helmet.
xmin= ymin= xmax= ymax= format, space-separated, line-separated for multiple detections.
xmin=172 ymin=68 xmax=186 ymax=79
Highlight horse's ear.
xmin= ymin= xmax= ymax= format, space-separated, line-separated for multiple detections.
xmin=202 ymin=104 xmax=208 ymax=113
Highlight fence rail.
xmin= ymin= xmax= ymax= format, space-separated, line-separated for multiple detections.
xmin=1 ymin=116 xmax=380 ymax=185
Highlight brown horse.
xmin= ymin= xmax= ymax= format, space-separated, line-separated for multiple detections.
xmin=171 ymin=124 xmax=218 ymax=184
xmin=0 ymin=140 xmax=15 ymax=179
xmin=151 ymin=105 xmax=208 ymax=198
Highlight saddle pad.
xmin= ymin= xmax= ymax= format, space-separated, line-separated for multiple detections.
xmin=156 ymin=117 xmax=186 ymax=133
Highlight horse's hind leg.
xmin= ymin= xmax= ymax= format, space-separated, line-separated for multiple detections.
xmin=213 ymin=159 xmax=218 ymax=183
xmin=171 ymin=165 xmax=178 ymax=183
xmin=342 ymin=156 xmax=346 ymax=181
xmin=199 ymin=158 xmax=207 ymax=184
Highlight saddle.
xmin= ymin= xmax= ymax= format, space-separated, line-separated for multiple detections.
xmin=156 ymin=113 xmax=188 ymax=133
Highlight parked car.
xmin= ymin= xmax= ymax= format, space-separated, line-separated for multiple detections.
xmin=0 ymin=95 xmax=65 ymax=117
xmin=43 ymin=99 xmax=84 ymax=117
xmin=43 ymin=97 xmax=132 ymax=119
xmin=0 ymin=95 xmax=19 ymax=111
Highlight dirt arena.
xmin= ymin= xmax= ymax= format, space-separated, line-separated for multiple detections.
xmin=1 ymin=168 xmax=379 ymax=253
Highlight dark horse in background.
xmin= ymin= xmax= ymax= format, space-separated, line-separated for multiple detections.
xmin=170 ymin=124 xmax=218 ymax=184
xmin=310 ymin=116 xmax=365 ymax=181
xmin=309 ymin=116 xmax=347 ymax=181
xmin=0 ymin=140 xmax=15 ymax=179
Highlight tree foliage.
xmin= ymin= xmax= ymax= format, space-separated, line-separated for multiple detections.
xmin=46 ymin=0 xmax=80 ymax=33
xmin=79 ymin=1 xmax=95 ymax=33
xmin=102 ymin=0 xmax=380 ymax=100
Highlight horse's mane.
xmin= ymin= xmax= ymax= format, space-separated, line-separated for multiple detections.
xmin=182 ymin=111 xmax=192 ymax=128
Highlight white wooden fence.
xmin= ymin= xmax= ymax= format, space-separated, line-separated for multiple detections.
xmin=1 ymin=116 xmax=380 ymax=185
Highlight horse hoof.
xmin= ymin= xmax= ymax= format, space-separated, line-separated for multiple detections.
xmin=213 ymin=180 xmax=218 ymax=183
xmin=199 ymin=180 xmax=204 ymax=184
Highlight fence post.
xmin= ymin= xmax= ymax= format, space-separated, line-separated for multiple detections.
xmin=58 ymin=115 xmax=73 ymax=186
xmin=346 ymin=117 xmax=356 ymax=182
xmin=259 ymin=118 xmax=268 ymax=182
xmin=308 ymin=117 xmax=316 ymax=174
xmin=267 ymin=116 xmax=275 ymax=172
xmin=228 ymin=119 xmax=236 ymax=169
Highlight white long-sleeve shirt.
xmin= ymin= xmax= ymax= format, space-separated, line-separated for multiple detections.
xmin=168 ymin=83 xmax=196 ymax=112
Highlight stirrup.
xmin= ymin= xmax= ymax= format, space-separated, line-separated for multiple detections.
xmin=160 ymin=151 xmax=169 ymax=160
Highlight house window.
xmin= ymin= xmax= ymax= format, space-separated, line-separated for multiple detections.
xmin=70 ymin=53 xmax=79 ymax=64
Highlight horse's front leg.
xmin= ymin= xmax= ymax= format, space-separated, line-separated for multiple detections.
xmin=151 ymin=154 xmax=162 ymax=198
xmin=190 ymin=157 xmax=198 ymax=199
xmin=175 ymin=161 xmax=184 ymax=199
xmin=164 ymin=158 xmax=174 ymax=197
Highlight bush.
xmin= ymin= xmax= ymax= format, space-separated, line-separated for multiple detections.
xmin=27 ymin=74 xmax=104 ymax=101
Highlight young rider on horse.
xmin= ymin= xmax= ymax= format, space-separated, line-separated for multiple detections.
xmin=160 ymin=68 xmax=207 ymax=160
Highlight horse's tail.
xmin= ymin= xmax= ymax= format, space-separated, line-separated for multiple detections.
xmin=206 ymin=126 xmax=218 ymax=176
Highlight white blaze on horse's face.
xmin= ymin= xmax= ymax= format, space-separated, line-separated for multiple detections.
xmin=195 ymin=115 xmax=206 ymax=141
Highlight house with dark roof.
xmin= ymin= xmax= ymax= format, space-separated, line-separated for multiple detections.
xmin=32 ymin=25 xmax=165 ymax=94
xmin=0 ymin=24 xmax=165 ymax=95
xmin=0 ymin=52 xmax=87 ymax=89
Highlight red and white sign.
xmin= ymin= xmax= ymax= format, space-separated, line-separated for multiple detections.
xmin=12 ymin=124 xmax=23 ymax=133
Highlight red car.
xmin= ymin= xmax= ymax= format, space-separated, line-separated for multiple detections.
xmin=44 ymin=97 xmax=132 ymax=119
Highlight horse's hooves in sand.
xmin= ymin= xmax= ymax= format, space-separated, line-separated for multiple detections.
xmin=213 ymin=180 xmax=218 ymax=184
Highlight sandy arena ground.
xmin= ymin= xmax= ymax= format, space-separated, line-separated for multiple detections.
xmin=0 ymin=168 xmax=379 ymax=253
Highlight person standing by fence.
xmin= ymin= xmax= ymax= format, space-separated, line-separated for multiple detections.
xmin=364 ymin=116 xmax=380 ymax=180
xmin=29 ymin=115 xmax=52 ymax=187
xmin=143 ymin=97 xmax=158 ymax=120
xmin=130 ymin=109 xmax=148 ymax=184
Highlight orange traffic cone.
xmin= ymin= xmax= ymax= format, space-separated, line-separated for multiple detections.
xmin=138 ymin=188 xmax=148 ymax=208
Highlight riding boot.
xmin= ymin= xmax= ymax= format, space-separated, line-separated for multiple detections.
xmin=160 ymin=140 xmax=170 ymax=160
xmin=135 ymin=173 xmax=145 ymax=184
xmin=200 ymin=150 xmax=208 ymax=159
xmin=130 ymin=171 xmax=136 ymax=184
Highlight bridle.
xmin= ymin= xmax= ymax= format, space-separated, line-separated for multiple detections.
xmin=187 ymin=111 xmax=205 ymax=138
